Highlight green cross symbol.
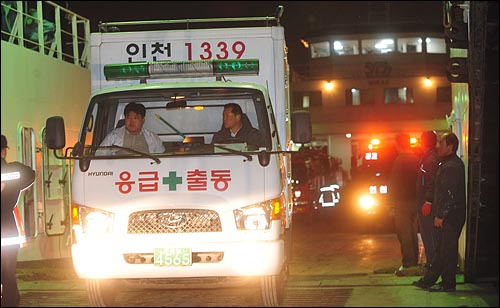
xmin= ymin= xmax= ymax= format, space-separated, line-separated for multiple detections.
xmin=162 ymin=171 xmax=182 ymax=191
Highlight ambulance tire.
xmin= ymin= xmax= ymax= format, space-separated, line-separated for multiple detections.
xmin=86 ymin=279 xmax=119 ymax=307
xmin=260 ymin=262 xmax=288 ymax=307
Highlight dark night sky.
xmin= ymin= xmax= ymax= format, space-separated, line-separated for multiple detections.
xmin=62 ymin=1 xmax=444 ymax=66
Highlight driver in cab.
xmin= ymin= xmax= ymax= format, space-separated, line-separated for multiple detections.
xmin=96 ymin=102 xmax=165 ymax=155
xmin=211 ymin=103 xmax=264 ymax=148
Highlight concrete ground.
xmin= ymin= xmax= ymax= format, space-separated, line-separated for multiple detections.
xmin=14 ymin=207 xmax=499 ymax=307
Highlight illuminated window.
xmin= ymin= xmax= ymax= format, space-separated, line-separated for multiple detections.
xmin=345 ymin=88 xmax=374 ymax=106
xmin=333 ymin=39 xmax=359 ymax=55
xmin=425 ymin=37 xmax=447 ymax=54
xmin=302 ymin=96 xmax=310 ymax=108
xmin=310 ymin=41 xmax=331 ymax=58
xmin=292 ymin=91 xmax=322 ymax=108
xmin=362 ymin=38 xmax=395 ymax=54
xmin=384 ymin=87 xmax=414 ymax=104
xmin=397 ymin=37 xmax=422 ymax=53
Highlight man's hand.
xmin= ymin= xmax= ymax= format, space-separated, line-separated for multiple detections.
xmin=434 ymin=217 xmax=444 ymax=228
xmin=421 ymin=201 xmax=432 ymax=216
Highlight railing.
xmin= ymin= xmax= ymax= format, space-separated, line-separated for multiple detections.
xmin=98 ymin=16 xmax=282 ymax=33
xmin=97 ymin=5 xmax=284 ymax=32
xmin=1 ymin=1 xmax=90 ymax=68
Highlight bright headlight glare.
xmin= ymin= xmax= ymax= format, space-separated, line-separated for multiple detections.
xmin=234 ymin=200 xmax=275 ymax=230
xmin=360 ymin=195 xmax=376 ymax=211
xmin=78 ymin=206 xmax=114 ymax=234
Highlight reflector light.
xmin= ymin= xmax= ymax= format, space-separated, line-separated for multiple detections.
xmin=365 ymin=152 xmax=378 ymax=160
xmin=104 ymin=59 xmax=259 ymax=80
xmin=1 ymin=171 xmax=20 ymax=181
xmin=380 ymin=185 xmax=388 ymax=194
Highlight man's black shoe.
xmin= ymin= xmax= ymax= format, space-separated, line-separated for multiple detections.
xmin=428 ymin=284 xmax=456 ymax=292
xmin=412 ymin=278 xmax=433 ymax=289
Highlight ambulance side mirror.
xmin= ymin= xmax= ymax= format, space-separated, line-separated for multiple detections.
xmin=45 ymin=116 xmax=66 ymax=150
xmin=258 ymin=150 xmax=270 ymax=167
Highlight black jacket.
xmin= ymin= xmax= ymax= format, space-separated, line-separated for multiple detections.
xmin=432 ymin=154 xmax=466 ymax=219
xmin=1 ymin=159 xmax=36 ymax=237
xmin=390 ymin=150 xmax=420 ymax=202
xmin=416 ymin=149 xmax=440 ymax=206
xmin=212 ymin=125 xmax=264 ymax=149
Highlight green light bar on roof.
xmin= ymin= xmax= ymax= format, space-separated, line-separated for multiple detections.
xmin=104 ymin=59 xmax=259 ymax=81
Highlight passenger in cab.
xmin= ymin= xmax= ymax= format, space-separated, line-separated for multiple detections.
xmin=211 ymin=103 xmax=264 ymax=148
xmin=96 ymin=102 xmax=165 ymax=155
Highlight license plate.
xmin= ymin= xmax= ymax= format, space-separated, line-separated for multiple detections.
xmin=154 ymin=248 xmax=192 ymax=266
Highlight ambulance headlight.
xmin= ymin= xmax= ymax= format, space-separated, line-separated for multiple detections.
xmin=77 ymin=206 xmax=114 ymax=235
xmin=233 ymin=202 xmax=273 ymax=230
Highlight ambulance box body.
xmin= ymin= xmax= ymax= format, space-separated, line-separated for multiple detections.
xmin=46 ymin=15 xmax=311 ymax=307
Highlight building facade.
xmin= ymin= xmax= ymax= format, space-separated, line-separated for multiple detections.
xmin=290 ymin=23 xmax=451 ymax=178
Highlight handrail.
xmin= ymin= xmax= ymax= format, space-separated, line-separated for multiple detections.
xmin=98 ymin=5 xmax=284 ymax=32
xmin=1 ymin=1 xmax=90 ymax=68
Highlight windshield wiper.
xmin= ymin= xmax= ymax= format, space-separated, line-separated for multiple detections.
xmin=104 ymin=145 xmax=161 ymax=164
xmin=213 ymin=144 xmax=253 ymax=161
xmin=155 ymin=113 xmax=186 ymax=138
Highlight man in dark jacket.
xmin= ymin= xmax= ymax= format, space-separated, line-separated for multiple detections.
xmin=390 ymin=134 xmax=420 ymax=275
xmin=416 ymin=130 xmax=440 ymax=268
xmin=211 ymin=103 xmax=264 ymax=149
xmin=413 ymin=131 xmax=466 ymax=292
xmin=1 ymin=134 xmax=36 ymax=307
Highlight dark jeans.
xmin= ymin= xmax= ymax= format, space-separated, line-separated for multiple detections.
xmin=1 ymin=245 xmax=20 ymax=307
xmin=395 ymin=201 xmax=419 ymax=267
xmin=417 ymin=210 xmax=439 ymax=266
xmin=423 ymin=210 xmax=466 ymax=287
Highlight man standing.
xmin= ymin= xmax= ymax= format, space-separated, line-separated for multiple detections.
xmin=390 ymin=133 xmax=420 ymax=275
xmin=1 ymin=134 xmax=36 ymax=307
xmin=416 ymin=130 xmax=440 ymax=269
xmin=413 ymin=131 xmax=466 ymax=292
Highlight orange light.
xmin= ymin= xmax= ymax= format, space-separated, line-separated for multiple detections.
xmin=271 ymin=195 xmax=285 ymax=220
xmin=370 ymin=138 xmax=380 ymax=146
xmin=324 ymin=81 xmax=334 ymax=91
xmin=300 ymin=39 xmax=309 ymax=48
xmin=360 ymin=195 xmax=375 ymax=210
xmin=423 ymin=77 xmax=433 ymax=87
xmin=71 ymin=204 xmax=80 ymax=225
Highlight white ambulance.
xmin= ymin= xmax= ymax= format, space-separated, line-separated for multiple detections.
xmin=46 ymin=8 xmax=311 ymax=307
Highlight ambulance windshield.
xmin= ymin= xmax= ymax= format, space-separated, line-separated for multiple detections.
xmin=81 ymin=87 xmax=272 ymax=157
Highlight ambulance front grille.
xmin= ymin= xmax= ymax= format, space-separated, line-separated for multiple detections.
xmin=127 ymin=209 xmax=222 ymax=234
